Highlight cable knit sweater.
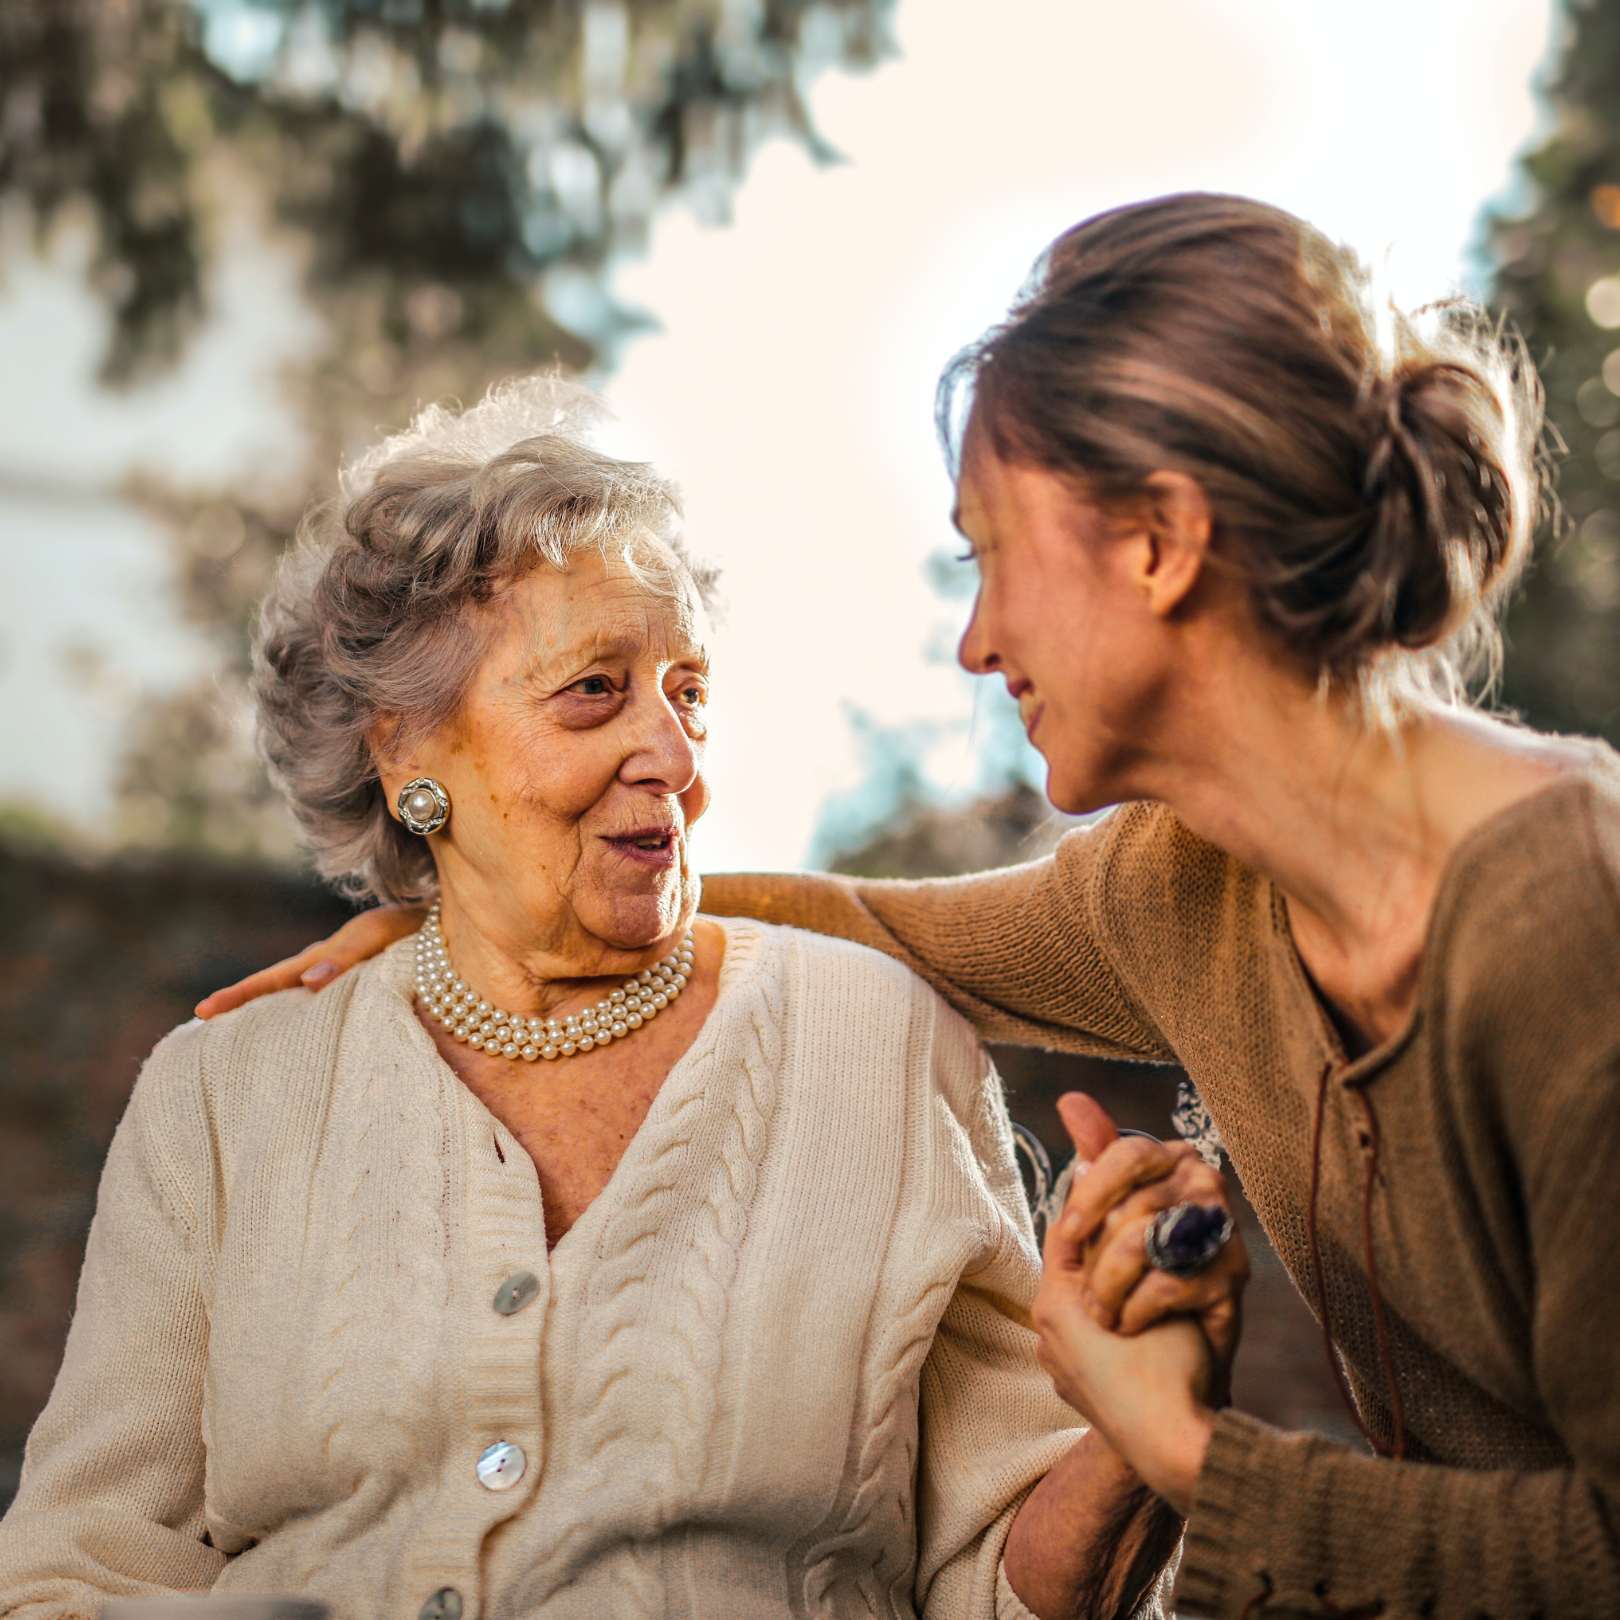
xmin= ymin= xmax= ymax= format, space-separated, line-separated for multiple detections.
xmin=0 ymin=918 xmax=1089 ymax=1620
xmin=701 ymin=763 xmax=1620 ymax=1620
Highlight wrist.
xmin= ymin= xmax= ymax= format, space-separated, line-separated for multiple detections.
xmin=1120 ymin=1399 xmax=1215 ymax=1517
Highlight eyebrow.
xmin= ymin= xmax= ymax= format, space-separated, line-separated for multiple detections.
xmin=519 ymin=633 xmax=709 ymax=686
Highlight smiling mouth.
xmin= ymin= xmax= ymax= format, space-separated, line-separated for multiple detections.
xmin=606 ymin=828 xmax=679 ymax=857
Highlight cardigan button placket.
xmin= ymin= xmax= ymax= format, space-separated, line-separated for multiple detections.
xmin=418 ymin=1588 xmax=463 ymax=1620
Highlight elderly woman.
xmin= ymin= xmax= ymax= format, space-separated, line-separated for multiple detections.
xmin=0 ymin=379 xmax=1216 ymax=1620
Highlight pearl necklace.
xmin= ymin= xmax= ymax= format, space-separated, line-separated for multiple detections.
xmin=415 ymin=904 xmax=695 ymax=1061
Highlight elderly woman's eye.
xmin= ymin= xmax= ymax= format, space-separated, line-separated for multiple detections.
xmin=573 ymin=676 xmax=611 ymax=696
xmin=679 ymin=685 xmax=706 ymax=706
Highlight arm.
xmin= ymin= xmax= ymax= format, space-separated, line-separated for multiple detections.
xmin=702 ymin=823 xmax=1173 ymax=1061
xmin=915 ymin=1022 xmax=1182 ymax=1620
xmin=0 ymin=1035 xmax=224 ymax=1616
xmin=1001 ymin=1435 xmax=1182 ymax=1620
xmin=201 ymin=816 xmax=1179 ymax=1060
xmin=921 ymin=1268 xmax=1181 ymax=1620
xmin=1002 ymin=1095 xmax=1243 ymax=1619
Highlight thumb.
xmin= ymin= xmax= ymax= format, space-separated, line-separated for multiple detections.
xmin=1056 ymin=1091 xmax=1119 ymax=1165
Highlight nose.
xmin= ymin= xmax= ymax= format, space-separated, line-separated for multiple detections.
xmin=958 ymin=592 xmax=999 ymax=677
xmin=620 ymin=690 xmax=701 ymax=796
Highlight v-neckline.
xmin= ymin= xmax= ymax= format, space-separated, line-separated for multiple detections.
xmin=1266 ymin=769 xmax=1600 ymax=1086
xmin=392 ymin=917 xmax=760 ymax=1266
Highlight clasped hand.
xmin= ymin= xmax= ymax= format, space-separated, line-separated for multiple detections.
xmin=1031 ymin=1093 xmax=1249 ymax=1517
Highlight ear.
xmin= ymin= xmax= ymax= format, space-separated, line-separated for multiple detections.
xmin=1130 ymin=471 xmax=1212 ymax=617
xmin=366 ymin=715 xmax=414 ymax=807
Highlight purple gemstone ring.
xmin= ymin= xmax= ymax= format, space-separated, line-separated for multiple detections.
xmin=1144 ymin=1201 xmax=1233 ymax=1277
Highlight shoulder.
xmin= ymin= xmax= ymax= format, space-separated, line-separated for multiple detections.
xmin=1442 ymin=768 xmax=1620 ymax=961
xmin=712 ymin=912 xmax=1018 ymax=1163
xmin=130 ymin=941 xmax=412 ymax=1144
xmin=1072 ymin=800 xmax=1256 ymax=917
xmin=720 ymin=912 xmax=978 ymax=1034
xmin=709 ymin=919 xmax=1030 ymax=1256
xmin=715 ymin=915 xmax=992 ymax=1106
xmin=1058 ymin=801 xmax=1265 ymax=1014
xmin=1434 ymin=768 xmax=1620 ymax=1072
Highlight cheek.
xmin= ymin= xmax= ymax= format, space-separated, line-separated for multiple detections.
xmin=1000 ymin=566 xmax=1089 ymax=687
xmin=457 ymin=715 xmax=612 ymax=831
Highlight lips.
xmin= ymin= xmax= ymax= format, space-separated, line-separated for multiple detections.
xmin=604 ymin=825 xmax=681 ymax=866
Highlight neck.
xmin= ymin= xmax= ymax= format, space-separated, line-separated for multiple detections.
xmin=418 ymin=904 xmax=696 ymax=1058
xmin=1111 ymin=637 xmax=1575 ymax=1043
xmin=430 ymin=896 xmax=693 ymax=1022
xmin=1156 ymin=684 xmax=1442 ymax=950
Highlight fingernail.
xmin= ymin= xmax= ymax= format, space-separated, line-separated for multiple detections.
xmin=301 ymin=961 xmax=339 ymax=987
xmin=1072 ymin=1159 xmax=1093 ymax=1181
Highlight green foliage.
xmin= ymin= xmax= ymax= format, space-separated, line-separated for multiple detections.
xmin=0 ymin=0 xmax=893 ymax=379
xmin=0 ymin=0 xmax=892 ymax=858
xmin=1486 ymin=0 xmax=1620 ymax=739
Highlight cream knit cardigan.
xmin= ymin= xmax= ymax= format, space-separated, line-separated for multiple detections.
xmin=0 ymin=919 xmax=1084 ymax=1620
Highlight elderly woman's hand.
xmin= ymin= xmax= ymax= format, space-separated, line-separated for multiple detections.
xmin=194 ymin=904 xmax=426 ymax=1019
xmin=1049 ymin=1092 xmax=1249 ymax=1378
xmin=1030 ymin=1091 xmax=1248 ymax=1514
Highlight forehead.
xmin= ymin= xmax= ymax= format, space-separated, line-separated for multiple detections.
xmin=497 ymin=541 xmax=707 ymax=660
xmin=955 ymin=437 xmax=1111 ymax=551
xmin=951 ymin=441 xmax=1009 ymax=544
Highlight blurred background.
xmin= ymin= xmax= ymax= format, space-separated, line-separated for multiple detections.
xmin=1 ymin=0 xmax=1615 ymax=1507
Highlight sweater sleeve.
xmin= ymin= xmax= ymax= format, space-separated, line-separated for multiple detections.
xmin=701 ymin=816 xmax=1174 ymax=1062
xmin=1178 ymin=1404 xmax=1620 ymax=1619
xmin=0 ymin=1029 xmax=224 ymax=1619
xmin=911 ymin=1008 xmax=1173 ymax=1620
xmin=1174 ymin=1040 xmax=1620 ymax=1620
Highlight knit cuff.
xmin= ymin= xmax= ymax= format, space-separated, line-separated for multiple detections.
xmin=1174 ymin=1407 xmax=1286 ymax=1618
xmin=996 ymin=1560 xmax=1041 ymax=1620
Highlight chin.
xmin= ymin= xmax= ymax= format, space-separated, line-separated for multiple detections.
xmin=1042 ymin=759 xmax=1119 ymax=819
xmin=592 ymin=881 xmax=695 ymax=954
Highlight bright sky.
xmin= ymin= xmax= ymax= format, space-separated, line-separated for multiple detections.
xmin=0 ymin=0 xmax=1557 ymax=870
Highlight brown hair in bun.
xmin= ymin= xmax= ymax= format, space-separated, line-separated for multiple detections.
xmin=941 ymin=193 xmax=1545 ymax=719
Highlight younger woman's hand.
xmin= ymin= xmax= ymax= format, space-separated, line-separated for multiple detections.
xmin=1032 ymin=1265 xmax=1216 ymax=1515
xmin=1050 ymin=1092 xmax=1249 ymax=1378
xmin=194 ymin=904 xmax=427 ymax=1019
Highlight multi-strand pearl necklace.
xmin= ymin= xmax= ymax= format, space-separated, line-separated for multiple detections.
xmin=414 ymin=904 xmax=695 ymax=1061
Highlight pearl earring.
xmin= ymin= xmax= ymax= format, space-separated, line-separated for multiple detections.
xmin=398 ymin=777 xmax=451 ymax=836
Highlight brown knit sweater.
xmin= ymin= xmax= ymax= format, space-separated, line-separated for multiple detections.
xmin=702 ymin=761 xmax=1620 ymax=1620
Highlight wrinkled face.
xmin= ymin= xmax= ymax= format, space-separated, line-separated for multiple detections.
xmin=386 ymin=542 xmax=710 ymax=969
xmin=954 ymin=436 xmax=1171 ymax=815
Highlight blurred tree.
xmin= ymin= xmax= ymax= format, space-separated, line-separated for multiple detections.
xmin=1486 ymin=0 xmax=1620 ymax=741
xmin=0 ymin=0 xmax=893 ymax=856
